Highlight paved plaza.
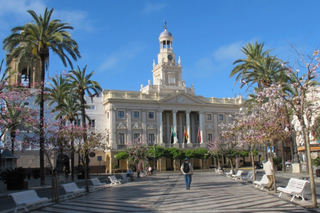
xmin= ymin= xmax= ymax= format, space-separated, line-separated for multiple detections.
xmin=1 ymin=170 xmax=320 ymax=212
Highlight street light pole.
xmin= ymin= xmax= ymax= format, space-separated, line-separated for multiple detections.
xmin=153 ymin=142 xmax=156 ymax=176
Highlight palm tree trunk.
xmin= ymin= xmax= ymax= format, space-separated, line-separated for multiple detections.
xmin=80 ymin=93 xmax=89 ymax=192
xmin=39 ymin=56 xmax=46 ymax=185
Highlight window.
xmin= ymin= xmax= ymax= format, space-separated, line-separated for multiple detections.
xmin=119 ymin=133 xmax=125 ymax=145
xmin=207 ymin=114 xmax=212 ymax=120
xmin=230 ymin=114 xmax=235 ymax=122
xmin=133 ymin=111 xmax=140 ymax=119
xmin=89 ymin=119 xmax=95 ymax=128
xmin=219 ymin=114 xmax=224 ymax=121
xmin=208 ymin=134 xmax=213 ymax=142
xmin=88 ymin=105 xmax=95 ymax=110
xmin=134 ymin=134 xmax=140 ymax=141
xmin=169 ymin=76 xmax=175 ymax=84
xmin=118 ymin=111 xmax=124 ymax=119
xmin=74 ymin=119 xmax=81 ymax=126
xmin=62 ymin=119 xmax=67 ymax=126
xmin=148 ymin=112 xmax=154 ymax=119
xmin=148 ymin=134 xmax=155 ymax=143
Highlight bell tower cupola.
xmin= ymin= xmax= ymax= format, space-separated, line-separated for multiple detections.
xmin=158 ymin=22 xmax=175 ymax=64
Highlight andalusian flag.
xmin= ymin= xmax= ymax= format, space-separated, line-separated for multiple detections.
xmin=184 ymin=126 xmax=188 ymax=141
xmin=171 ymin=127 xmax=176 ymax=137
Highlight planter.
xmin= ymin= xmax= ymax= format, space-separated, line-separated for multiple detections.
xmin=7 ymin=181 xmax=24 ymax=190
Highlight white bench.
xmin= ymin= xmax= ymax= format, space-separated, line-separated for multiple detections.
xmin=9 ymin=190 xmax=49 ymax=212
xmin=90 ymin=178 xmax=107 ymax=189
xmin=122 ymin=174 xmax=131 ymax=182
xmin=225 ymin=170 xmax=233 ymax=178
xmin=61 ymin=182 xmax=85 ymax=198
xmin=242 ymin=171 xmax=254 ymax=183
xmin=277 ymin=178 xmax=309 ymax=202
xmin=108 ymin=175 xmax=122 ymax=186
xmin=253 ymin=174 xmax=269 ymax=190
xmin=215 ymin=168 xmax=224 ymax=175
xmin=232 ymin=170 xmax=244 ymax=180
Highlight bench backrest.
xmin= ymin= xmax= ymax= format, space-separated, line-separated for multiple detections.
xmin=291 ymin=178 xmax=309 ymax=193
xmin=109 ymin=176 xmax=118 ymax=181
xmin=260 ymin=174 xmax=268 ymax=182
xmin=91 ymin=178 xmax=101 ymax=185
xmin=246 ymin=171 xmax=253 ymax=178
xmin=226 ymin=170 xmax=232 ymax=175
xmin=9 ymin=190 xmax=39 ymax=204
xmin=235 ymin=170 xmax=243 ymax=176
xmin=286 ymin=178 xmax=298 ymax=188
xmin=62 ymin=183 xmax=79 ymax=192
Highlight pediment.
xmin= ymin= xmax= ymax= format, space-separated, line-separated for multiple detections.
xmin=117 ymin=122 xmax=126 ymax=129
xmin=159 ymin=92 xmax=205 ymax=105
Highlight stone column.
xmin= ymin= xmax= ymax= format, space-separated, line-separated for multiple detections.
xmin=166 ymin=113 xmax=170 ymax=144
xmin=179 ymin=113 xmax=183 ymax=143
xmin=157 ymin=110 xmax=163 ymax=144
xmin=186 ymin=111 xmax=191 ymax=144
xmin=199 ymin=111 xmax=204 ymax=143
xmin=110 ymin=107 xmax=117 ymax=149
xmin=173 ymin=110 xmax=178 ymax=143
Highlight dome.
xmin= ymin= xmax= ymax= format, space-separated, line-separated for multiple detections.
xmin=159 ymin=29 xmax=173 ymax=39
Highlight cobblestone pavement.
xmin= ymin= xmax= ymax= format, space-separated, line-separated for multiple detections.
xmin=11 ymin=171 xmax=320 ymax=213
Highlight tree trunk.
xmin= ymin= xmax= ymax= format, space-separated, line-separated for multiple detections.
xmin=305 ymin=127 xmax=317 ymax=207
xmin=251 ymin=148 xmax=256 ymax=181
xmin=39 ymin=56 xmax=46 ymax=185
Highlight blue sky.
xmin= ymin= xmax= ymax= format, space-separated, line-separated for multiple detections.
xmin=0 ymin=0 xmax=319 ymax=99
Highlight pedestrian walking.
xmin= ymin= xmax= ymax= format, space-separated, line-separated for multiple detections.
xmin=264 ymin=158 xmax=274 ymax=190
xmin=181 ymin=158 xmax=193 ymax=190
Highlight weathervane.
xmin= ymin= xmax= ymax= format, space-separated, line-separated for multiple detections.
xmin=163 ymin=20 xmax=167 ymax=30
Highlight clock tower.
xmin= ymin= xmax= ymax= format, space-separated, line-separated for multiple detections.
xmin=152 ymin=24 xmax=184 ymax=93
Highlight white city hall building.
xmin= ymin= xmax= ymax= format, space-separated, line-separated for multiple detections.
xmin=101 ymin=27 xmax=243 ymax=172
xmin=8 ymin=27 xmax=244 ymax=173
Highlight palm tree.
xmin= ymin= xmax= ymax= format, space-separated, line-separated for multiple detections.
xmin=68 ymin=65 xmax=102 ymax=191
xmin=3 ymin=8 xmax=81 ymax=185
xmin=54 ymin=95 xmax=85 ymax=181
xmin=230 ymin=41 xmax=273 ymax=90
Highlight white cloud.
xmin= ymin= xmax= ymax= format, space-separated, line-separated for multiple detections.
xmin=0 ymin=0 xmax=46 ymax=17
xmin=54 ymin=10 xmax=92 ymax=32
xmin=142 ymin=2 xmax=166 ymax=15
xmin=212 ymin=41 xmax=245 ymax=62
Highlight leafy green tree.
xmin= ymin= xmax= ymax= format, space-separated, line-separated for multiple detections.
xmin=115 ymin=151 xmax=129 ymax=160
xmin=183 ymin=149 xmax=195 ymax=159
xmin=194 ymin=148 xmax=209 ymax=159
xmin=68 ymin=65 xmax=102 ymax=179
xmin=3 ymin=8 xmax=81 ymax=185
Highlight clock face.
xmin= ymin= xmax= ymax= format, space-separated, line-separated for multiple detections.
xmin=168 ymin=55 xmax=173 ymax=60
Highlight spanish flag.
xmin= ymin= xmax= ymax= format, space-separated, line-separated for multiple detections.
xmin=198 ymin=128 xmax=201 ymax=143
xmin=184 ymin=126 xmax=188 ymax=141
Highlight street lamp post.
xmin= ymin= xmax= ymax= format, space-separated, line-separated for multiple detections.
xmin=153 ymin=142 xmax=156 ymax=176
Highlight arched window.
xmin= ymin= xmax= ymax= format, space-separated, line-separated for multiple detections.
xmin=20 ymin=69 xmax=30 ymax=88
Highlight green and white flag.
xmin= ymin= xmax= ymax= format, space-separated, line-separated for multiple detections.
xmin=171 ymin=127 xmax=176 ymax=137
